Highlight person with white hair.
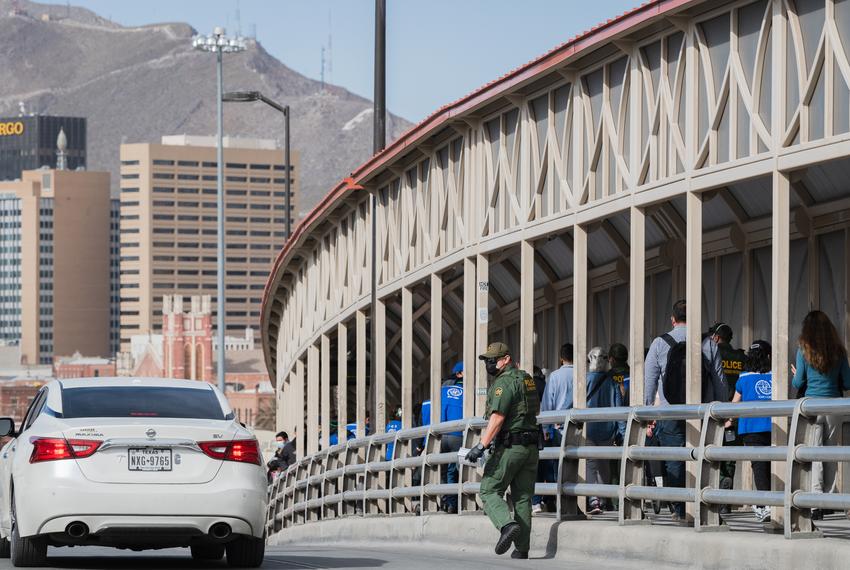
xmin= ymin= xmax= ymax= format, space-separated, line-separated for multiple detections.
xmin=585 ymin=346 xmax=625 ymax=515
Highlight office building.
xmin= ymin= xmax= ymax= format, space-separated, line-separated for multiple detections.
xmin=0 ymin=168 xmax=111 ymax=365
xmin=109 ymin=199 xmax=120 ymax=355
xmin=118 ymin=136 xmax=298 ymax=351
xmin=0 ymin=115 xmax=86 ymax=181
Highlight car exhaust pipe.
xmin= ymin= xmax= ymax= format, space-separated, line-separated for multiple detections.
xmin=66 ymin=522 xmax=89 ymax=539
xmin=209 ymin=522 xmax=231 ymax=541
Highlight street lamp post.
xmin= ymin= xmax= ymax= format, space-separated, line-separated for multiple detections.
xmin=222 ymin=91 xmax=291 ymax=239
xmin=192 ymin=28 xmax=246 ymax=393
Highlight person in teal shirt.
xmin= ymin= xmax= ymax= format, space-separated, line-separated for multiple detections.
xmin=790 ymin=310 xmax=850 ymax=506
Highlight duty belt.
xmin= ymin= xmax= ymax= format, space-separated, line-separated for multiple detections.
xmin=497 ymin=430 xmax=539 ymax=448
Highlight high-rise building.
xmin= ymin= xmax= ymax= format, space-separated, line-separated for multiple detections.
xmin=118 ymin=136 xmax=298 ymax=351
xmin=0 ymin=115 xmax=86 ymax=181
xmin=0 ymin=169 xmax=111 ymax=365
xmin=109 ymin=199 xmax=121 ymax=356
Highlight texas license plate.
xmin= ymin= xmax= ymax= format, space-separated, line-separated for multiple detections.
xmin=128 ymin=448 xmax=172 ymax=471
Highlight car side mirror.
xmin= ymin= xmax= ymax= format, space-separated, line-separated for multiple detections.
xmin=0 ymin=418 xmax=15 ymax=438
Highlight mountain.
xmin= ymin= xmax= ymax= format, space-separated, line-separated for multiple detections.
xmin=0 ymin=0 xmax=412 ymax=214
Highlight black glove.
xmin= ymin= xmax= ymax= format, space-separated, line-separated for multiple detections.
xmin=466 ymin=442 xmax=486 ymax=463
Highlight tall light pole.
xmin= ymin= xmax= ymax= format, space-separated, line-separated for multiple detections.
xmin=370 ymin=0 xmax=386 ymax=433
xmin=222 ymin=91 xmax=291 ymax=239
xmin=192 ymin=28 xmax=246 ymax=392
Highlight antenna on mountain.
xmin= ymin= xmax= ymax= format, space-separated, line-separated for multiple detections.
xmin=327 ymin=9 xmax=333 ymax=85
xmin=320 ymin=46 xmax=326 ymax=92
xmin=249 ymin=23 xmax=256 ymax=40
xmin=235 ymin=0 xmax=242 ymax=37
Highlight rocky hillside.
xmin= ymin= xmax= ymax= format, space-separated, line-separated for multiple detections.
xmin=0 ymin=0 xmax=412 ymax=213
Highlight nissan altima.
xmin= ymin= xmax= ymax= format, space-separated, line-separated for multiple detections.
xmin=0 ymin=377 xmax=268 ymax=567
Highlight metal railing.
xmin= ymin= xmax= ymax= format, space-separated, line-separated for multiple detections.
xmin=266 ymin=397 xmax=850 ymax=540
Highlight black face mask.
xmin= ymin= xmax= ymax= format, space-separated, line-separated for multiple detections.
xmin=484 ymin=357 xmax=501 ymax=376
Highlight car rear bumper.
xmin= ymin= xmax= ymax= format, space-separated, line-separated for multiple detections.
xmin=40 ymin=515 xmax=251 ymax=546
xmin=15 ymin=462 xmax=267 ymax=539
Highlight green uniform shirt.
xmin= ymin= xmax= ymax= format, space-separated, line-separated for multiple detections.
xmin=485 ymin=364 xmax=539 ymax=433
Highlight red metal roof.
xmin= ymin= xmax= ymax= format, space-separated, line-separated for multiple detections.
xmin=261 ymin=0 xmax=696 ymax=379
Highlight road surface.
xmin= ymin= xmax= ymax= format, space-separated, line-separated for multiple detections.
xmin=0 ymin=543 xmax=683 ymax=569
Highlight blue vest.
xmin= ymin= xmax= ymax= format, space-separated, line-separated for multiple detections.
xmin=385 ymin=419 xmax=402 ymax=460
xmin=441 ymin=383 xmax=464 ymax=437
xmin=736 ymin=372 xmax=772 ymax=434
xmin=420 ymin=400 xmax=431 ymax=426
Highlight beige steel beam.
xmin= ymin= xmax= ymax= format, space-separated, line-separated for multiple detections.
xmin=430 ymin=274 xmax=443 ymax=425
xmin=337 ymin=321 xmax=348 ymax=442
xmin=463 ymin=257 xmax=476 ymax=419
xmin=629 ymin=206 xmax=645 ymax=407
xmin=375 ymin=299 xmax=387 ymax=434
xmin=321 ymin=334 xmax=331 ymax=451
xmin=685 ymin=190 xmax=703 ymax=522
xmin=520 ymin=240 xmax=535 ymax=374
xmin=401 ymin=287 xmax=413 ymax=428
xmin=573 ymin=225 xmax=588 ymax=408
xmin=771 ymin=169 xmax=791 ymax=506
xmin=476 ymin=254 xmax=490 ymax=415
xmin=295 ymin=359 xmax=305 ymax=458
xmin=307 ymin=345 xmax=320 ymax=454
xmin=356 ymin=310 xmax=367 ymax=438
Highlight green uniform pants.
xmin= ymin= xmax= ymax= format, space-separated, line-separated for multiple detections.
xmin=479 ymin=443 xmax=539 ymax=553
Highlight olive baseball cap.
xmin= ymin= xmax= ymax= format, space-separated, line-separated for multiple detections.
xmin=479 ymin=342 xmax=510 ymax=360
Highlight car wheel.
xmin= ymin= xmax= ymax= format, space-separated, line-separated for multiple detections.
xmin=190 ymin=543 xmax=225 ymax=561
xmin=0 ymin=536 xmax=10 ymax=558
xmin=10 ymin=497 xmax=46 ymax=568
xmin=225 ymin=536 xmax=265 ymax=568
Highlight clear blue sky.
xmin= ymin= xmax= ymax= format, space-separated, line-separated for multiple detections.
xmin=43 ymin=0 xmax=639 ymax=123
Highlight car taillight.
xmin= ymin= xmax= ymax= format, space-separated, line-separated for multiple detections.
xmin=198 ymin=439 xmax=261 ymax=465
xmin=30 ymin=438 xmax=101 ymax=463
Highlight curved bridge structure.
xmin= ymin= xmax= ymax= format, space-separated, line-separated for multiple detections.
xmin=261 ymin=0 xmax=850 ymax=508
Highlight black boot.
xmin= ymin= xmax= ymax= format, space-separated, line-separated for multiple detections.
xmin=495 ymin=522 xmax=520 ymax=555
xmin=511 ymin=550 xmax=528 ymax=559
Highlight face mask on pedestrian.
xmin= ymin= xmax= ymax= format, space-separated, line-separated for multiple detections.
xmin=484 ymin=357 xmax=502 ymax=376
xmin=275 ymin=441 xmax=286 ymax=449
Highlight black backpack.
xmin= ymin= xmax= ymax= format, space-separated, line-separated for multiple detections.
xmin=661 ymin=334 xmax=687 ymax=405
xmin=661 ymin=334 xmax=716 ymax=404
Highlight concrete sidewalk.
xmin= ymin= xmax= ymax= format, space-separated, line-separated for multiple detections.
xmin=269 ymin=511 xmax=850 ymax=569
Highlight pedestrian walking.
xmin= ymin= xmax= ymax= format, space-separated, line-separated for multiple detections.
xmin=585 ymin=347 xmax=625 ymax=514
xmin=534 ymin=343 xmax=574 ymax=514
xmin=726 ymin=340 xmax=773 ymax=522
xmin=644 ymin=299 xmax=688 ymax=521
xmin=791 ymin=310 xmax=850 ymax=518
xmin=608 ymin=343 xmax=630 ymax=405
xmin=711 ymin=322 xmax=746 ymax=401
xmin=465 ymin=342 xmax=540 ymax=559
xmin=440 ymin=362 xmax=465 ymax=513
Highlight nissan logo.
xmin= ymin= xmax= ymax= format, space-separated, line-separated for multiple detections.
xmin=145 ymin=428 xmax=157 ymax=439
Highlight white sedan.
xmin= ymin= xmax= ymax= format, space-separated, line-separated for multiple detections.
xmin=0 ymin=378 xmax=268 ymax=568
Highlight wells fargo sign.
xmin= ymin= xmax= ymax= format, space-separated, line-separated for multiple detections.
xmin=0 ymin=122 xmax=25 ymax=136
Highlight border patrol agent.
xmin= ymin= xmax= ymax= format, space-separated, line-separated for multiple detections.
xmin=466 ymin=342 xmax=540 ymax=559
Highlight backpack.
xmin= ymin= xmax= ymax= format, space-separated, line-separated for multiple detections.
xmin=661 ymin=334 xmax=715 ymax=404
xmin=661 ymin=334 xmax=687 ymax=405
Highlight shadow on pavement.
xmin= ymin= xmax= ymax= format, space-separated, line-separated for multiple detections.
xmin=42 ymin=553 xmax=389 ymax=569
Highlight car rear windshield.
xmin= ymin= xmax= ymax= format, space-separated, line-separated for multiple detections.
xmin=61 ymin=386 xmax=226 ymax=420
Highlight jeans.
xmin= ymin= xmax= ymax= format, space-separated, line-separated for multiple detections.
xmin=533 ymin=428 xmax=561 ymax=507
xmin=441 ymin=435 xmax=462 ymax=510
xmin=655 ymin=420 xmax=686 ymax=517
